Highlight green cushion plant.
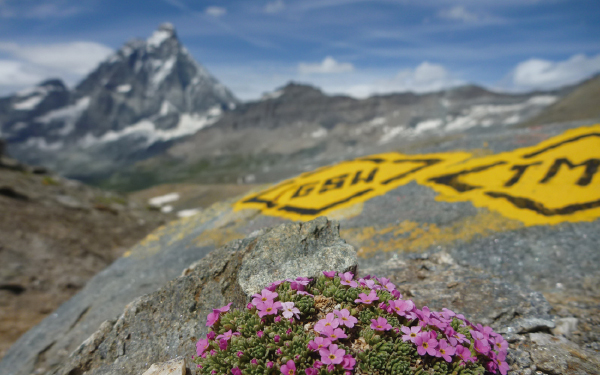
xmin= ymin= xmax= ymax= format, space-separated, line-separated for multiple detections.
xmin=193 ymin=271 xmax=509 ymax=375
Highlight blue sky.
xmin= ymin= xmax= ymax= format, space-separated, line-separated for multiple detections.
xmin=0 ymin=0 xmax=599 ymax=100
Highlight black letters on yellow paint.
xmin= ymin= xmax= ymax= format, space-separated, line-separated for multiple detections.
xmin=539 ymin=158 xmax=600 ymax=186
xmin=428 ymin=161 xmax=507 ymax=192
xmin=291 ymin=182 xmax=319 ymax=199
xmin=504 ymin=162 xmax=542 ymax=187
xmin=319 ymin=174 xmax=349 ymax=194
xmin=351 ymin=168 xmax=378 ymax=185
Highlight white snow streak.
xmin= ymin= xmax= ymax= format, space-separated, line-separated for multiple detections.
xmin=147 ymin=29 xmax=171 ymax=48
xmin=148 ymin=193 xmax=180 ymax=207
xmin=13 ymin=94 xmax=44 ymax=110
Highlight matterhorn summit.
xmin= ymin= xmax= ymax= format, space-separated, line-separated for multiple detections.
xmin=0 ymin=23 xmax=238 ymax=181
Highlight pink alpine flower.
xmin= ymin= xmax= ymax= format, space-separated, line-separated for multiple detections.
xmin=265 ymin=280 xmax=284 ymax=292
xmin=205 ymin=302 xmax=232 ymax=326
xmin=296 ymin=290 xmax=315 ymax=297
xmin=334 ymin=309 xmax=358 ymax=328
xmin=313 ymin=360 xmax=323 ymax=369
xmin=322 ymin=326 xmax=348 ymax=340
xmin=280 ymin=360 xmax=296 ymax=375
xmin=490 ymin=336 xmax=509 ymax=354
xmin=323 ymin=271 xmax=336 ymax=278
xmin=389 ymin=299 xmax=415 ymax=317
xmin=474 ymin=338 xmax=491 ymax=355
xmin=391 ymin=289 xmax=402 ymax=299
xmin=342 ymin=355 xmax=356 ymax=370
xmin=218 ymin=338 xmax=228 ymax=351
xmin=435 ymin=339 xmax=456 ymax=362
xmin=493 ymin=352 xmax=510 ymax=375
xmin=196 ymin=338 xmax=209 ymax=356
xmin=360 ymin=279 xmax=379 ymax=289
xmin=370 ymin=316 xmax=392 ymax=331
xmin=415 ymin=333 xmax=438 ymax=356
xmin=236 ymin=351 xmax=244 ymax=358
xmin=252 ymin=289 xmax=278 ymax=306
xmin=319 ymin=344 xmax=345 ymax=365
xmin=314 ymin=313 xmax=340 ymax=332
xmin=281 ymin=301 xmax=301 ymax=320
xmin=442 ymin=327 xmax=468 ymax=346
xmin=305 ymin=368 xmax=318 ymax=375
xmin=231 ymin=367 xmax=242 ymax=375
xmin=339 ymin=272 xmax=358 ymax=287
xmin=267 ymin=361 xmax=274 ymax=369
xmin=401 ymin=326 xmax=421 ymax=343
xmin=354 ymin=290 xmax=379 ymax=304
xmin=216 ymin=330 xmax=235 ymax=341
xmin=256 ymin=300 xmax=281 ymax=317
xmin=456 ymin=345 xmax=477 ymax=363
xmin=274 ymin=335 xmax=281 ymax=343
xmin=206 ymin=331 xmax=216 ymax=340
xmin=308 ymin=337 xmax=332 ymax=351
xmin=251 ymin=359 xmax=258 ymax=365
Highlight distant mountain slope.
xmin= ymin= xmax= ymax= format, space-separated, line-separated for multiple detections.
xmin=0 ymin=23 xmax=237 ymax=180
xmin=0 ymin=140 xmax=167 ymax=360
xmin=101 ymin=82 xmax=565 ymax=191
xmin=521 ymin=74 xmax=600 ymax=127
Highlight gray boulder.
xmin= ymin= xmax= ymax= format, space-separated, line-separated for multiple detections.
xmin=50 ymin=217 xmax=356 ymax=375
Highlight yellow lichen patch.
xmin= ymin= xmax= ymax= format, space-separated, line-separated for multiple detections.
xmin=325 ymin=202 xmax=364 ymax=221
xmin=124 ymin=200 xmax=236 ymax=259
xmin=341 ymin=210 xmax=523 ymax=257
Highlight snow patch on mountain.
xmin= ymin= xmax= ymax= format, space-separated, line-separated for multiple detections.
xmin=151 ymin=56 xmax=176 ymax=86
xmin=79 ymin=106 xmax=223 ymax=148
xmin=13 ymin=95 xmax=44 ymax=110
xmin=116 ymin=84 xmax=131 ymax=93
xmin=147 ymin=25 xmax=174 ymax=48
xmin=414 ymin=119 xmax=443 ymax=134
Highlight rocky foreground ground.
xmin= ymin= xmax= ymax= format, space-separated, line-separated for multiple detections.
xmin=1 ymin=120 xmax=599 ymax=375
xmin=3 ymin=217 xmax=598 ymax=375
xmin=0 ymin=142 xmax=169 ymax=360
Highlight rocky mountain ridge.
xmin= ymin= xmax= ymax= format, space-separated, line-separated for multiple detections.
xmin=103 ymin=81 xmax=572 ymax=191
xmin=0 ymin=23 xmax=237 ymax=180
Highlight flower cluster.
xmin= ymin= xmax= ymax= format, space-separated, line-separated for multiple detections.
xmin=193 ymin=271 xmax=509 ymax=375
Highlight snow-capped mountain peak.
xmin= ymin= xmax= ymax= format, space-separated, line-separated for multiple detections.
xmin=1 ymin=23 xmax=239 ymax=178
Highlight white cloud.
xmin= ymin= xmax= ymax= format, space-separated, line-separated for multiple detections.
xmin=0 ymin=41 xmax=113 ymax=95
xmin=298 ymin=56 xmax=354 ymax=74
xmin=0 ymin=59 xmax=44 ymax=86
xmin=264 ymin=0 xmax=285 ymax=14
xmin=438 ymin=6 xmax=479 ymax=22
xmin=205 ymin=6 xmax=227 ymax=17
xmin=0 ymin=42 xmax=113 ymax=75
xmin=511 ymin=53 xmax=600 ymax=89
xmin=347 ymin=61 xmax=462 ymax=97
xmin=0 ymin=0 xmax=85 ymax=19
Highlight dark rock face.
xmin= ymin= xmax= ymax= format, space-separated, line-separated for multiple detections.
xmin=0 ymin=79 xmax=70 ymax=143
xmin=1 ymin=23 xmax=238 ymax=179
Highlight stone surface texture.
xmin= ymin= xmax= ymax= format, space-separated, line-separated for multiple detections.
xmin=238 ymin=216 xmax=357 ymax=296
xmin=141 ymin=358 xmax=186 ymax=375
xmin=44 ymin=217 xmax=357 ymax=375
